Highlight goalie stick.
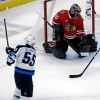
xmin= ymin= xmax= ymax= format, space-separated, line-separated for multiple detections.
xmin=69 ymin=48 xmax=100 ymax=78
xmin=43 ymin=17 xmax=53 ymax=28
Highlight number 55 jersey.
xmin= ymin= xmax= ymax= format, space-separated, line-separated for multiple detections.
xmin=15 ymin=44 xmax=36 ymax=76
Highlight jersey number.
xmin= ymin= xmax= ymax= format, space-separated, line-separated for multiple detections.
xmin=22 ymin=52 xmax=36 ymax=66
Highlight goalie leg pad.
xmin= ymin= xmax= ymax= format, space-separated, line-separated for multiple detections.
xmin=52 ymin=48 xmax=66 ymax=59
xmin=52 ymin=40 xmax=68 ymax=59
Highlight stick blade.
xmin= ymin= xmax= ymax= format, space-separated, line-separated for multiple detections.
xmin=69 ymin=73 xmax=82 ymax=78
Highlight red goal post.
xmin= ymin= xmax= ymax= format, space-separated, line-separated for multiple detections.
xmin=44 ymin=0 xmax=55 ymax=45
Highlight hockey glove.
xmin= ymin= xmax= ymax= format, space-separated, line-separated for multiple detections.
xmin=7 ymin=51 xmax=16 ymax=66
xmin=6 ymin=47 xmax=14 ymax=54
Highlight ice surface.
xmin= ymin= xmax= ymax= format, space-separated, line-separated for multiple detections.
xmin=0 ymin=1 xmax=100 ymax=100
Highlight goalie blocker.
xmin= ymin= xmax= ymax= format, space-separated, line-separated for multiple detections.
xmin=78 ymin=34 xmax=97 ymax=52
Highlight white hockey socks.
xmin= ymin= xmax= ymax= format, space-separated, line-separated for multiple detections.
xmin=21 ymin=96 xmax=32 ymax=100
xmin=13 ymin=88 xmax=21 ymax=100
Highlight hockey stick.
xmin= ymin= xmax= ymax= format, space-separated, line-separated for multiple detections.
xmin=69 ymin=48 xmax=100 ymax=78
xmin=4 ymin=18 xmax=10 ymax=48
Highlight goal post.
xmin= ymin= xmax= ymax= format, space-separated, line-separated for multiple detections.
xmin=91 ymin=0 xmax=95 ymax=36
xmin=44 ymin=0 xmax=56 ymax=45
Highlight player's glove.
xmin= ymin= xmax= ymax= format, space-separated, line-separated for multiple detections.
xmin=6 ymin=47 xmax=14 ymax=54
xmin=7 ymin=51 xmax=16 ymax=66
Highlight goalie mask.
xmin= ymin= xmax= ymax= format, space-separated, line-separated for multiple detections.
xmin=69 ymin=4 xmax=81 ymax=17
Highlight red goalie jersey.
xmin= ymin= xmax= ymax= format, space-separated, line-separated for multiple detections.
xmin=52 ymin=10 xmax=84 ymax=39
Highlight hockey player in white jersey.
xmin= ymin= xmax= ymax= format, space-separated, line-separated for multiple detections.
xmin=6 ymin=36 xmax=36 ymax=100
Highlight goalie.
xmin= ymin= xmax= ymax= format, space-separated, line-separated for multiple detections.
xmin=52 ymin=3 xmax=97 ymax=59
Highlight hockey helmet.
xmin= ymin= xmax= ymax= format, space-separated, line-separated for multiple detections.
xmin=25 ymin=34 xmax=36 ymax=46
xmin=69 ymin=4 xmax=81 ymax=17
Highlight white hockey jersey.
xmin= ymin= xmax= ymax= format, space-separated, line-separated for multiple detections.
xmin=7 ymin=44 xmax=36 ymax=76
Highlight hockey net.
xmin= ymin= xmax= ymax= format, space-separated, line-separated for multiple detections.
xmin=43 ymin=0 xmax=96 ymax=45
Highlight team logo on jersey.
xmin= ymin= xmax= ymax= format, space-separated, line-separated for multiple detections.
xmin=64 ymin=22 xmax=76 ymax=32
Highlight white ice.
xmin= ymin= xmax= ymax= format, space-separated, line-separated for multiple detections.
xmin=0 ymin=0 xmax=100 ymax=100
